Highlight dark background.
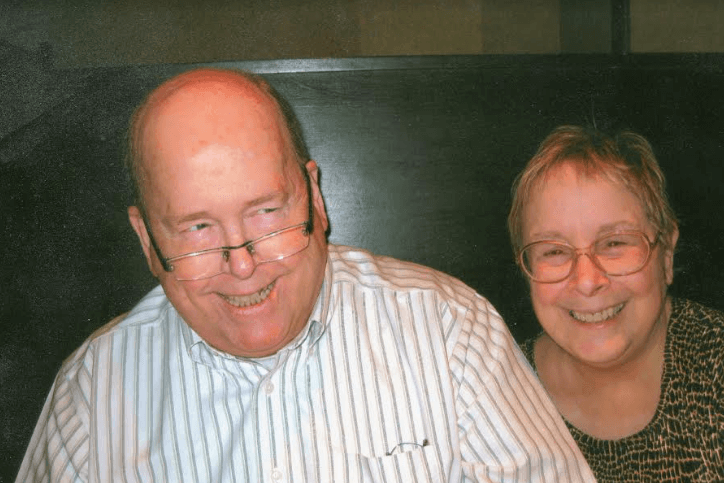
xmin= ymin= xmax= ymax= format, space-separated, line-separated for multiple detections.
xmin=2 ymin=54 xmax=724 ymax=480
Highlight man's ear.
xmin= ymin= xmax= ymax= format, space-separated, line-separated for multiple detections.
xmin=128 ymin=205 xmax=159 ymax=277
xmin=305 ymin=160 xmax=329 ymax=233
xmin=664 ymin=226 xmax=679 ymax=286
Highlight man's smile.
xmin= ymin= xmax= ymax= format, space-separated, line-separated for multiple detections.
xmin=219 ymin=281 xmax=275 ymax=308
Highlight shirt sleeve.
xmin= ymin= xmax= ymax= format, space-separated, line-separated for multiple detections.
xmin=15 ymin=344 xmax=93 ymax=483
xmin=449 ymin=294 xmax=595 ymax=482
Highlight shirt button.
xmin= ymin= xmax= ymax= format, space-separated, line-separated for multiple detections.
xmin=265 ymin=382 xmax=274 ymax=394
xmin=272 ymin=468 xmax=283 ymax=480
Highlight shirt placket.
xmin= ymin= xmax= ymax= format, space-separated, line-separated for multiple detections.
xmin=256 ymin=353 xmax=290 ymax=483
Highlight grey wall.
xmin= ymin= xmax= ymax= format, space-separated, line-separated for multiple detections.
xmin=3 ymin=1 xmax=724 ymax=71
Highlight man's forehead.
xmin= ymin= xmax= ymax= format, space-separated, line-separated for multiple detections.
xmin=146 ymin=75 xmax=274 ymax=126
xmin=139 ymin=72 xmax=289 ymax=159
xmin=148 ymin=69 xmax=269 ymax=109
xmin=134 ymin=70 xmax=279 ymax=150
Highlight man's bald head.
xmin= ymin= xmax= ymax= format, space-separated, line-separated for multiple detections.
xmin=126 ymin=68 xmax=309 ymax=210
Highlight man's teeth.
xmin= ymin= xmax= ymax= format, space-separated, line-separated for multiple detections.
xmin=569 ymin=303 xmax=625 ymax=323
xmin=222 ymin=282 xmax=274 ymax=307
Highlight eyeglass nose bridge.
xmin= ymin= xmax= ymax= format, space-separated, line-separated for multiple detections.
xmin=566 ymin=248 xmax=611 ymax=280
xmin=219 ymin=242 xmax=258 ymax=275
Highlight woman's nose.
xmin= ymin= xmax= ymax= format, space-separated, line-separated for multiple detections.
xmin=569 ymin=252 xmax=609 ymax=296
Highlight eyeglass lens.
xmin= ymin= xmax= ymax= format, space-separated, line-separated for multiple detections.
xmin=170 ymin=223 xmax=310 ymax=281
xmin=521 ymin=232 xmax=651 ymax=282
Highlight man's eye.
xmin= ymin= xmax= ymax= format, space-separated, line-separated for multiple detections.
xmin=187 ymin=223 xmax=209 ymax=232
xmin=258 ymin=207 xmax=279 ymax=215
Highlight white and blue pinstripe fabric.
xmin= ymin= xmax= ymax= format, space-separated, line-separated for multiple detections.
xmin=17 ymin=244 xmax=595 ymax=482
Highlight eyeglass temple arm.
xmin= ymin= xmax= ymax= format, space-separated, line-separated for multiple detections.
xmin=140 ymin=210 xmax=173 ymax=273
xmin=302 ymin=165 xmax=315 ymax=235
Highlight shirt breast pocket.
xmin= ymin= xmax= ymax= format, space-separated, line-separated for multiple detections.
xmin=340 ymin=444 xmax=447 ymax=483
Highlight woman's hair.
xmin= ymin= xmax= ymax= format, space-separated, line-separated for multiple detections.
xmin=507 ymin=125 xmax=678 ymax=255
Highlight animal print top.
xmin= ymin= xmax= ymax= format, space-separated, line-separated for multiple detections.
xmin=520 ymin=298 xmax=724 ymax=482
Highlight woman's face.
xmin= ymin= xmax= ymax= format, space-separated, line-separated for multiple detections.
xmin=522 ymin=163 xmax=677 ymax=368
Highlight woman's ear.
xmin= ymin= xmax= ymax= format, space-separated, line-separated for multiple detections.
xmin=664 ymin=226 xmax=679 ymax=286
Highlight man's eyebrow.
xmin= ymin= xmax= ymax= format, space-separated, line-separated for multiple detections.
xmin=167 ymin=210 xmax=215 ymax=227
xmin=244 ymin=191 xmax=287 ymax=208
xmin=166 ymin=192 xmax=290 ymax=226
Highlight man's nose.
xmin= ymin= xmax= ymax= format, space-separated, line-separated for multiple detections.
xmin=225 ymin=246 xmax=257 ymax=279
xmin=569 ymin=252 xmax=609 ymax=296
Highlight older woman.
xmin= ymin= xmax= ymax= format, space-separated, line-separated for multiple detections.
xmin=508 ymin=125 xmax=724 ymax=482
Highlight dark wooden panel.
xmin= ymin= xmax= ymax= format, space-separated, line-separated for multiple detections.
xmin=560 ymin=0 xmax=612 ymax=53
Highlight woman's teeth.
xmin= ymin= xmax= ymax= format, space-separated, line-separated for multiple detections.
xmin=569 ymin=302 xmax=625 ymax=323
xmin=222 ymin=282 xmax=274 ymax=307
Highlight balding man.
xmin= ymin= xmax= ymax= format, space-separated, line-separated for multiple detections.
xmin=17 ymin=69 xmax=594 ymax=483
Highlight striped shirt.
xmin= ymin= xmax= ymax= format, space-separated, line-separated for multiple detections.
xmin=17 ymin=244 xmax=595 ymax=482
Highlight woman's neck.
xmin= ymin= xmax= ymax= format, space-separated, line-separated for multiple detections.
xmin=534 ymin=301 xmax=670 ymax=440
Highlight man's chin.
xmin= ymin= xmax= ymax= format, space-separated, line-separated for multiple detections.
xmin=225 ymin=323 xmax=294 ymax=358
